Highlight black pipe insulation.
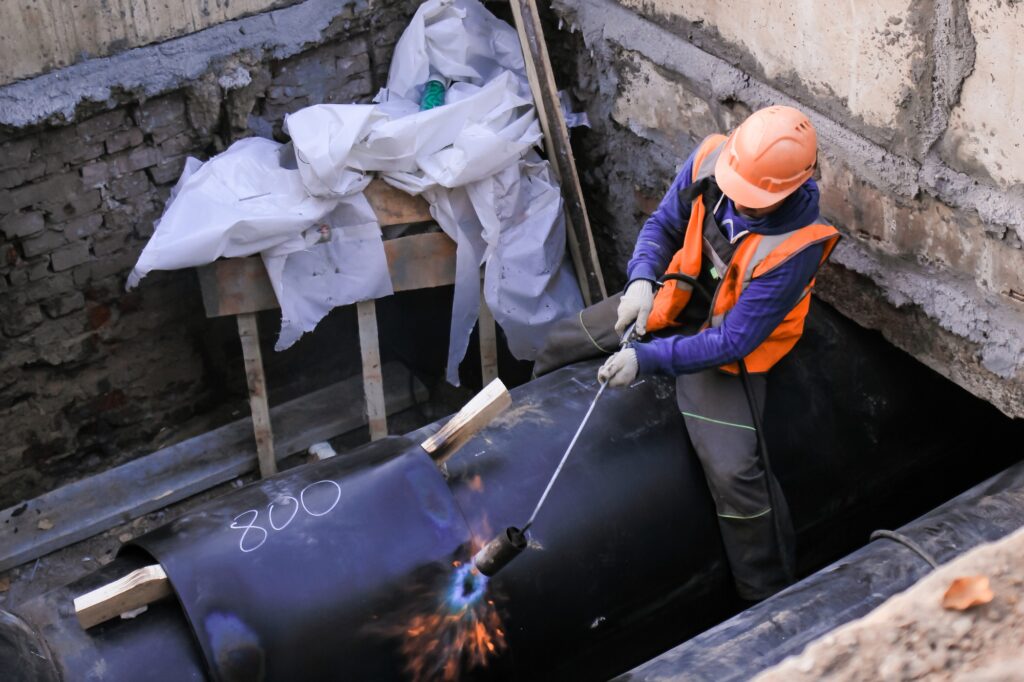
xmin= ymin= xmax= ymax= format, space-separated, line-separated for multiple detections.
xmin=1 ymin=303 xmax=1021 ymax=682
xmin=618 ymin=457 xmax=1024 ymax=681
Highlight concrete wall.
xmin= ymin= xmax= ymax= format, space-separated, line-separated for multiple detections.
xmin=0 ymin=0 xmax=299 ymax=85
xmin=551 ymin=0 xmax=1024 ymax=418
xmin=0 ymin=0 xmax=420 ymax=508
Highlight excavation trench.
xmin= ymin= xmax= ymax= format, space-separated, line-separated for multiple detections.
xmin=2 ymin=302 xmax=1022 ymax=682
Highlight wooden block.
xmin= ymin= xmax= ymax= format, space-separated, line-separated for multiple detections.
xmin=357 ymin=300 xmax=388 ymax=441
xmin=195 ymin=257 xmax=278 ymax=318
xmin=479 ymin=293 xmax=499 ymax=385
xmin=364 ymin=178 xmax=433 ymax=226
xmin=74 ymin=564 xmax=171 ymax=630
xmin=420 ymin=379 xmax=511 ymax=465
xmin=508 ymin=0 xmax=607 ymax=305
xmin=237 ymin=312 xmax=277 ymax=478
xmin=384 ymin=232 xmax=457 ymax=292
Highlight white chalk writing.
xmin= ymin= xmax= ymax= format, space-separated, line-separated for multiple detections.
xmin=230 ymin=480 xmax=342 ymax=553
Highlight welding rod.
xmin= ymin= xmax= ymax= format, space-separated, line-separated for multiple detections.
xmin=473 ymin=324 xmax=636 ymax=577
xmin=522 ymin=380 xmax=608 ymax=533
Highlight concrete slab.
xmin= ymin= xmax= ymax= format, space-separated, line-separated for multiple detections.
xmin=0 ymin=1 xmax=297 ymax=85
xmin=941 ymin=0 xmax=1024 ymax=189
xmin=611 ymin=0 xmax=925 ymax=133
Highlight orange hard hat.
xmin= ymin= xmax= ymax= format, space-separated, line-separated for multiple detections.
xmin=714 ymin=105 xmax=817 ymax=209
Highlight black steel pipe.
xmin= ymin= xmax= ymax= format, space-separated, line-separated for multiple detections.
xmin=619 ymin=457 xmax=1024 ymax=681
xmin=2 ymin=303 xmax=1021 ymax=681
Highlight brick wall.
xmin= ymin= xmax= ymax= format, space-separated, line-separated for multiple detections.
xmin=0 ymin=0 xmax=419 ymax=508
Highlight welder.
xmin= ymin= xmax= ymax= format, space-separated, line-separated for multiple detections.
xmin=598 ymin=106 xmax=841 ymax=600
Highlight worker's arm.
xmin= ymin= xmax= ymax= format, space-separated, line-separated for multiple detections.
xmin=633 ymin=244 xmax=826 ymax=375
xmin=624 ymin=149 xmax=699 ymax=285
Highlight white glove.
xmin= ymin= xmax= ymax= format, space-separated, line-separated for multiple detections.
xmin=598 ymin=348 xmax=639 ymax=387
xmin=615 ymin=280 xmax=654 ymax=336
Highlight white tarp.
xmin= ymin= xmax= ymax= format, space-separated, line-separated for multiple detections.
xmin=127 ymin=138 xmax=336 ymax=285
xmin=129 ymin=0 xmax=583 ymax=384
xmin=262 ymin=194 xmax=393 ymax=350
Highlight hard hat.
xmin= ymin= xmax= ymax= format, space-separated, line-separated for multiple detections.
xmin=714 ymin=105 xmax=817 ymax=209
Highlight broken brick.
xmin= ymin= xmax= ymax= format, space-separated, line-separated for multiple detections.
xmin=50 ymin=241 xmax=92 ymax=271
xmin=0 ymin=211 xmax=44 ymax=240
xmin=41 ymin=291 xmax=86 ymax=318
xmin=21 ymin=230 xmax=67 ymax=258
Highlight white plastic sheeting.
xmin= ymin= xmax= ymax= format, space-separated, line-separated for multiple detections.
xmin=263 ymin=195 xmax=393 ymax=350
xmin=127 ymin=138 xmax=336 ymax=286
xmin=129 ymin=0 xmax=583 ymax=384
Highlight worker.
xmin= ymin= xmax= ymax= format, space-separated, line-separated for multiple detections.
xmin=598 ymin=105 xmax=840 ymax=601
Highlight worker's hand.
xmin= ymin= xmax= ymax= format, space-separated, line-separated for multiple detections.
xmin=615 ymin=280 xmax=654 ymax=336
xmin=598 ymin=348 xmax=639 ymax=387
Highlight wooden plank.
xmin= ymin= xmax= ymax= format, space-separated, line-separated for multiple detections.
xmin=197 ymin=231 xmax=457 ymax=318
xmin=479 ymin=292 xmax=499 ymax=384
xmin=357 ymin=300 xmax=388 ymax=440
xmin=508 ymin=0 xmax=607 ymax=305
xmin=195 ymin=257 xmax=278 ymax=318
xmin=385 ymin=232 xmax=457 ymax=291
xmin=364 ymin=178 xmax=433 ymax=226
xmin=420 ymin=379 xmax=511 ymax=465
xmin=0 ymin=364 xmax=427 ymax=573
xmin=74 ymin=565 xmax=171 ymax=630
xmin=237 ymin=312 xmax=277 ymax=478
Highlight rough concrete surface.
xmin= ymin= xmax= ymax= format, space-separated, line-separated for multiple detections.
xmin=0 ymin=0 xmax=367 ymax=128
xmin=614 ymin=0 xmax=925 ymax=136
xmin=552 ymin=0 xmax=1024 ymax=418
xmin=941 ymin=0 xmax=1024 ymax=189
xmin=755 ymin=524 xmax=1024 ymax=681
xmin=0 ymin=0 xmax=298 ymax=86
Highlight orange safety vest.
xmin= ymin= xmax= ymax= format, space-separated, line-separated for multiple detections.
xmin=645 ymin=135 xmax=841 ymax=374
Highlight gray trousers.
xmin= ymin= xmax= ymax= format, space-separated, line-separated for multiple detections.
xmin=533 ymin=297 xmax=795 ymax=598
xmin=678 ymin=370 xmax=795 ymax=600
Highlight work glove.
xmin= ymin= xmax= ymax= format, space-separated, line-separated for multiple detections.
xmin=598 ymin=348 xmax=639 ymax=387
xmin=615 ymin=280 xmax=654 ymax=336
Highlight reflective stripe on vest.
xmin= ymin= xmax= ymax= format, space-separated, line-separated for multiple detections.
xmin=644 ymin=135 xmax=842 ymax=373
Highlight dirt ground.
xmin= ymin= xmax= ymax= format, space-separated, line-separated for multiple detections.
xmin=756 ymin=525 xmax=1024 ymax=682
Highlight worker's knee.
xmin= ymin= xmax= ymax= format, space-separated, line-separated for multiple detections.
xmin=701 ymin=454 xmax=768 ymax=516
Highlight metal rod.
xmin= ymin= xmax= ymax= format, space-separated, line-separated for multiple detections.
xmin=523 ymin=380 xmax=608 ymax=532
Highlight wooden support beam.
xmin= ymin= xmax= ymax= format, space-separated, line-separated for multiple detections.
xmin=508 ymin=0 xmax=607 ymax=305
xmin=420 ymin=379 xmax=511 ymax=465
xmin=74 ymin=564 xmax=171 ymax=630
xmin=384 ymin=232 xmax=457 ymax=291
xmin=195 ymin=257 xmax=279 ymax=318
xmin=237 ymin=312 xmax=277 ymax=478
xmin=479 ymin=292 xmax=499 ymax=385
xmin=357 ymin=300 xmax=388 ymax=441
xmin=364 ymin=178 xmax=433 ymax=225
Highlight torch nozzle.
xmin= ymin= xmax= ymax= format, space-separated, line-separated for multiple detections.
xmin=472 ymin=526 xmax=527 ymax=577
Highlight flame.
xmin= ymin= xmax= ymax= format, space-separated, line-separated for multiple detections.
xmin=368 ymin=543 xmax=509 ymax=682
xmin=397 ymin=593 xmax=507 ymax=682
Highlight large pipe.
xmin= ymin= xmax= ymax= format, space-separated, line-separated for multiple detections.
xmin=2 ymin=304 xmax=1021 ymax=681
xmin=619 ymin=458 xmax=1024 ymax=681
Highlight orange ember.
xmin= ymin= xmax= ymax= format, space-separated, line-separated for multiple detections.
xmin=398 ymin=597 xmax=507 ymax=682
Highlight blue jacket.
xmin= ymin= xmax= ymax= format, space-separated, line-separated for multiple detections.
xmin=627 ymin=146 xmax=825 ymax=376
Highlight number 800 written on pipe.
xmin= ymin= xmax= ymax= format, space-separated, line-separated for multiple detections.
xmin=229 ymin=480 xmax=342 ymax=553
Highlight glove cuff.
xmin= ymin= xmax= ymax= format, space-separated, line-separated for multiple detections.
xmin=625 ymin=279 xmax=653 ymax=299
